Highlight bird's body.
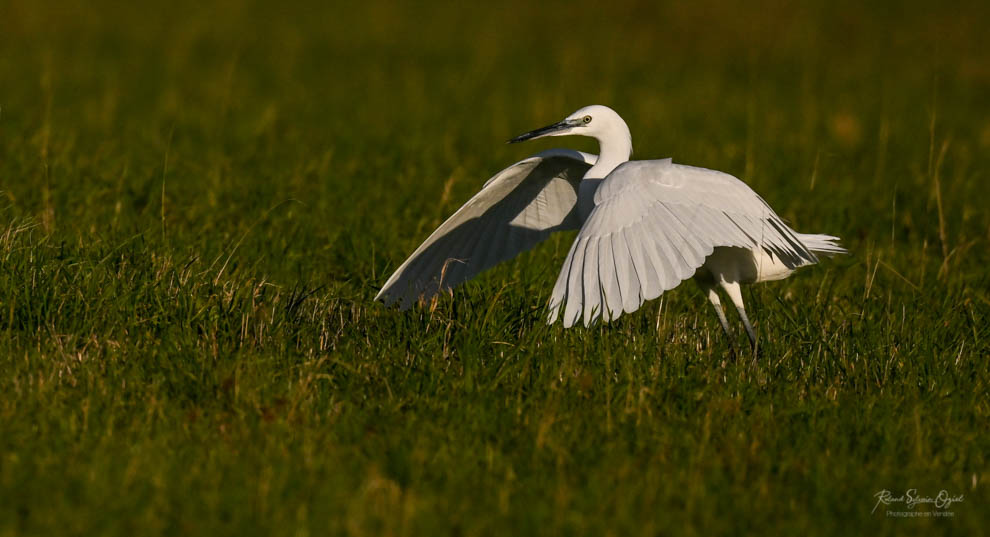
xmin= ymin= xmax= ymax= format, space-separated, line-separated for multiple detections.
xmin=376 ymin=105 xmax=845 ymax=346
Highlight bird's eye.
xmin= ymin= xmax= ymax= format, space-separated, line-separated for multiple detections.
xmin=582 ymin=115 xmax=592 ymax=124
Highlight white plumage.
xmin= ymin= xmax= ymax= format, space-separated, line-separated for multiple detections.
xmin=374 ymin=149 xmax=593 ymax=310
xmin=375 ymin=105 xmax=846 ymax=347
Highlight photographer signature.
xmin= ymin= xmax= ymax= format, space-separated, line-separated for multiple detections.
xmin=873 ymin=489 xmax=965 ymax=514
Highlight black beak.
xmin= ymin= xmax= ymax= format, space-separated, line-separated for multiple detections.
xmin=507 ymin=119 xmax=575 ymax=144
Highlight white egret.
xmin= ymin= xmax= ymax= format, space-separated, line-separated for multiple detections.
xmin=375 ymin=105 xmax=846 ymax=347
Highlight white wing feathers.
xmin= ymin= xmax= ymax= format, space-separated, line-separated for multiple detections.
xmin=375 ymin=150 xmax=594 ymax=309
xmin=548 ymin=159 xmax=817 ymax=327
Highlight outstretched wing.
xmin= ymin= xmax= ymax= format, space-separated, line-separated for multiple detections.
xmin=376 ymin=149 xmax=595 ymax=309
xmin=549 ymin=159 xmax=818 ymax=327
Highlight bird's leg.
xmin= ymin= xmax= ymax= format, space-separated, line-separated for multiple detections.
xmin=705 ymin=286 xmax=733 ymax=339
xmin=737 ymin=307 xmax=758 ymax=356
xmin=698 ymin=280 xmax=737 ymax=357
xmin=721 ymin=280 xmax=758 ymax=356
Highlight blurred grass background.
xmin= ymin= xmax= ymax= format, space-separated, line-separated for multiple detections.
xmin=1 ymin=0 xmax=988 ymax=535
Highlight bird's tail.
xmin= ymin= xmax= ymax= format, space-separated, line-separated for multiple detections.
xmin=797 ymin=233 xmax=848 ymax=257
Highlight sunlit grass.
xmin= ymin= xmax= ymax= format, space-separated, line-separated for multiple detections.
xmin=1 ymin=0 xmax=988 ymax=535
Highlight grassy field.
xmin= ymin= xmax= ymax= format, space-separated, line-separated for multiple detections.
xmin=2 ymin=0 xmax=989 ymax=535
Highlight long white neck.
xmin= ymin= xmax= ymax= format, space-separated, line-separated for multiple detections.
xmin=585 ymin=119 xmax=632 ymax=180
xmin=577 ymin=118 xmax=632 ymax=221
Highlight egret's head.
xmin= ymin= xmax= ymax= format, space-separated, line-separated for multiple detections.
xmin=508 ymin=105 xmax=626 ymax=144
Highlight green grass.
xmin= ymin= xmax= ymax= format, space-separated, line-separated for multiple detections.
xmin=1 ymin=0 xmax=989 ymax=535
